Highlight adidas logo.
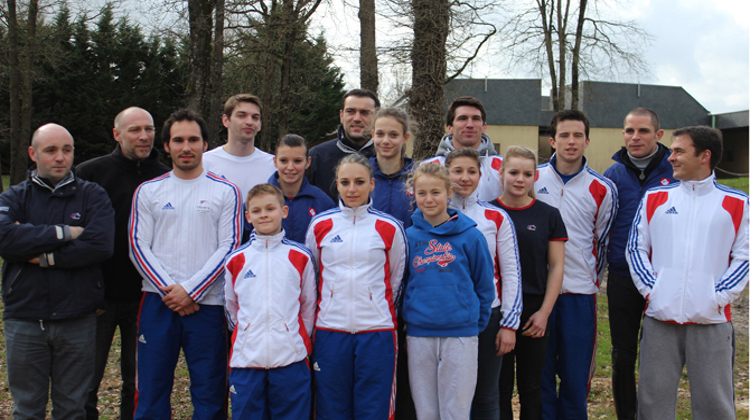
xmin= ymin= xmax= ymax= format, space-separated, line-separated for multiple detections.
xmin=162 ymin=202 xmax=175 ymax=210
xmin=330 ymin=235 xmax=343 ymax=243
xmin=229 ymin=385 xmax=237 ymax=394
xmin=139 ymin=334 xmax=147 ymax=344
xmin=313 ymin=362 xmax=321 ymax=372
xmin=244 ymin=269 xmax=256 ymax=279
xmin=537 ymin=187 xmax=549 ymax=195
xmin=665 ymin=207 xmax=678 ymax=215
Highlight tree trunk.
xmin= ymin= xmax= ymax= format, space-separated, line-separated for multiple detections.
xmin=21 ymin=0 xmax=38 ymax=165
xmin=259 ymin=5 xmax=281 ymax=153
xmin=187 ymin=0 xmax=215 ymax=120
xmin=570 ymin=0 xmax=587 ymax=110
xmin=277 ymin=0 xmax=298 ymax=141
xmin=358 ymin=0 xmax=378 ymax=94
xmin=207 ymin=0 xmax=225 ymax=149
xmin=409 ymin=0 xmax=449 ymax=161
xmin=538 ymin=0 xmax=559 ymax=113
xmin=8 ymin=0 xmax=23 ymax=186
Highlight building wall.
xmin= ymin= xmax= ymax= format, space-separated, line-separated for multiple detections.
xmin=717 ymin=127 xmax=749 ymax=177
xmin=537 ymin=127 xmax=675 ymax=175
xmin=487 ymin=125 xmax=540 ymax=157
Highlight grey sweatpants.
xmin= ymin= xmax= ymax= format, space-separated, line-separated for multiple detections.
xmin=638 ymin=316 xmax=735 ymax=420
xmin=407 ymin=335 xmax=479 ymax=420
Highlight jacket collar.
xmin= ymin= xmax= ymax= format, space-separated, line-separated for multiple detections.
xmin=110 ymin=145 xmax=164 ymax=173
xmin=548 ymin=153 xmax=588 ymax=182
xmin=338 ymin=197 xmax=373 ymax=221
xmin=679 ymin=173 xmax=716 ymax=197
xmin=29 ymin=165 xmax=76 ymax=193
xmin=269 ymin=172 xmax=317 ymax=198
xmin=449 ymin=191 xmax=479 ymax=211
xmin=248 ymin=229 xmax=286 ymax=250
xmin=336 ymin=125 xmax=374 ymax=154
xmin=435 ymin=134 xmax=497 ymax=157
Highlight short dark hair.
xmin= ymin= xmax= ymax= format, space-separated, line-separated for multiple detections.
xmin=276 ymin=133 xmax=309 ymax=158
xmin=224 ymin=94 xmax=263 ymax=119
xmin=625 ymin=107 xmax=660 ymax=132
xmin=162 ymin=109 xmax=209 ymax=144
xmin=446 ymin=96 xmax=486 ymax=126
xmin=550 ymin=109 xmax=590 ymax=138
xmin=672 ymin=126 xmax=723 ymax=170
xmin=341 ymin=89 xmax=380 ymax=110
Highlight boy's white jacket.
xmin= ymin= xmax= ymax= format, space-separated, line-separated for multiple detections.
xmin=449 ymin=192 xmax=523 ymax=331
xmin=626 ymin=175 xmax=749 ymax=324
xmin=223 ymin=230 xmax=317 ymax=369
xmin=305 ymin=200 xmax=407 ymax=333
xmin=535 ymin=155 xmax=618 ymax=294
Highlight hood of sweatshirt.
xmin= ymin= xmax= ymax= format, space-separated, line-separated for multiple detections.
xmin=435 ymin=134 xmax=498 ymax=157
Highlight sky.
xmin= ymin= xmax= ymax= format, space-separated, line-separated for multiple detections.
xmin=309 ymin=0 xmax=750 ymax=114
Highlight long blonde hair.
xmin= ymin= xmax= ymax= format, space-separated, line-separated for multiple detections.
xmin=502 ymin=145 xmax=537 ymax=199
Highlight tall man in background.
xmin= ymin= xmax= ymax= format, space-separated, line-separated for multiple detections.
xmin=77 ymin=106 xmax=171 ymax=420
xmin=602 ymin=108 xmax=675 ymax=419
xmin=203 ymin=93 xmax=276 ymax=200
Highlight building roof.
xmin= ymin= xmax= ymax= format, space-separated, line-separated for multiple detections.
xmin=444 ymin=79 xmax=543 ymax=126
xmin=578 ymin=81 xmax=711 ymax=129
xmin=713 ymin=111 xmax=749 ymax=129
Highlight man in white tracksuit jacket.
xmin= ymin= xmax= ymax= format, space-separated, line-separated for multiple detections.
xmin=627 ymin=126 xmax=748 ymax=419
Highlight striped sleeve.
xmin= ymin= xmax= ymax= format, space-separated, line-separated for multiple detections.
xmin=182 ymin=177 xmax=243 ymax=302
xmin=129 ymin=181 xmax=176 ymax=295
xmin=497 ymin=211 xmax=523 ymax=331
xmin=625 ymin=193 xmax=655 ymax=298
xmin=594 ymin=177 xmax=618 ymax=282
xmin=715 ymin=194 xmax=749 ymax=308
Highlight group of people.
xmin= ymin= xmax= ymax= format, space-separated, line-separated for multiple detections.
xmin=0 ymin=88 xmax=746 ymax=420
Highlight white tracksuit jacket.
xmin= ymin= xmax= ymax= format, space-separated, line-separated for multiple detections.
xmin=626 ymin=175 xmax=749 ymax=324
xmin=224 ymin=230 xmax=317 ymax=368
xmin=449 ymin=192 xmax=523 ymax=331
xmin=305 ymin=200 xmax=407 ymax=333
xmin=535 ymin=156 xmax=618 ymax=294
xmin=129 ymin=170 xmax=242 ymax=305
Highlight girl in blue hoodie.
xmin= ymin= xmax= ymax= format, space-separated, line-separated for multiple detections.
xmin=402 ymin=163 xmax=495 ymax=420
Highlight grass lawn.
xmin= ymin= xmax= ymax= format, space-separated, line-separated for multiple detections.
xmin=0 ymin=176 xmax=747 ymax=418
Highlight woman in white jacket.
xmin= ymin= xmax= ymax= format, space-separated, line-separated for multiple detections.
xmin=305 ymin=153 xmax=407 ymax=420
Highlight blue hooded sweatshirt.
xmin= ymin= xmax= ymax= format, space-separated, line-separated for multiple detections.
xmin=402 ymin=208 xmax=495 ymax=337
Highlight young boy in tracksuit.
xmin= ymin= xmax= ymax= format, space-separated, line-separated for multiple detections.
xmin=223 ymin=183 xmax=317 ymax=420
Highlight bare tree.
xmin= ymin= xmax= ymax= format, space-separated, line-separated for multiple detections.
xmin=359 ymin=0 xmax=378 ymax=94
xmin=225 ymin=0 xmax=322 ymax=151
xmin=408 ymin=0 xmax=449 ymax=161
xmin=500 ymin=0 xmax=651 ymax=111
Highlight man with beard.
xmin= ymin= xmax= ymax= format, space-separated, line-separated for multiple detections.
xmin=129 ymin=109 xmax=242 ymax=420
xmin=307 ymin=89 xmax=380 ymax=201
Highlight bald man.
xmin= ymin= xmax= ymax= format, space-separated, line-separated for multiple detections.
xmin=77 ymin=107 xmax=170 ymax=420
xmin=0 ymin=123 xmax=115 ymax=419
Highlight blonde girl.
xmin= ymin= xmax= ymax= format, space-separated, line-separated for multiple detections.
xmin=401 ymin=163 xmax=495 ymax=420
xmin=490 ymin=146 xmax=567 ymax=420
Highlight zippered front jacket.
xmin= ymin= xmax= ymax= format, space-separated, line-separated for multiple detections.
xmin=626 ymin=175 xmax=748 ymax=324
xmin=0 ymin=169 xmax=115 ymax=320
xmin=449 ymin=192 xmax=522 ymax=331
xmin=224 ymin=230 xmax=317 ymax=368
xmin=603 ymin=143 xmax=676 ymax=277
xmin=535 ymin=155 xmax=618 ymax=294
xmin=305 ymin=199 xmax=407 ymax=334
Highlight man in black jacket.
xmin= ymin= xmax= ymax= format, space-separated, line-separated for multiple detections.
xmin=0 ymin=123 xmax=115 ymax=419
xmin=77 ymin=107 xmax=170 ymax=420
xmin=307 ymin=88 xmax=379 ymax=200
